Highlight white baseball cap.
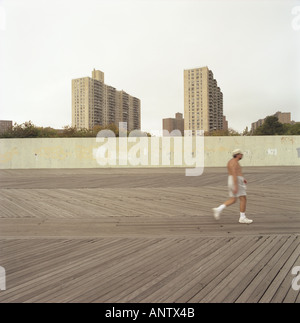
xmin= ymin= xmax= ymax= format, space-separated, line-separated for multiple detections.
xmin=232 ymin=148 xmax=243 ymax=156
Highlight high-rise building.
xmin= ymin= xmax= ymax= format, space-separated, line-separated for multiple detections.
xmin=184 ymin=66 xmax=223 ymax=134
xmin=0 ymin=120 xmax=12 ymax=134
xmin=274 ymin=111 xmax=291 ymax=124
xmin=223 ymin=115 xmax=228 ymax=131
xmin=162 ymin=112 xmax=184 ymax=136
xmin=72 ymin=69 xmax=141 ymax=131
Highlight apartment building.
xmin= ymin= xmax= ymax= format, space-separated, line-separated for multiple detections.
xmin=162 ymin=112 xmax=184 ymax=136
xmin=0 ymin=120 xmax=12 ymax=134
xmin=184 ymin=66 xmax=223 ymax=134
xmin=72 ymin=69 xmax=141 ymax=131
xmin=223 ymin=115 xmax=228 ymax=131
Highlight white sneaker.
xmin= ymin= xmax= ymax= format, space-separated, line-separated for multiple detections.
xmin=239 ymin=217 xmax=253 ymax=224
xmin=212 ymin=208 xmax=221 ymax=220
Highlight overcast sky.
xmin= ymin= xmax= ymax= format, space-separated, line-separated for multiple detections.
xmin=0 ymin=0 xmax=299 ymax=134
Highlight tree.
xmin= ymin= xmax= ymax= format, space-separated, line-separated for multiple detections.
xmin=0 ymin=122 xmax=120 ymax=138
xmin=242 ymin=126 xmax=251 ymax=136
xmin=286 ymin=123 xmax=300 ymax=135
xmin=37 ymin=126 xmax=59 ymax=137
xmin=0 ymin=121 xmax=39 ymax=138
xmin=254 ymin=116 xmax=285 ymax=135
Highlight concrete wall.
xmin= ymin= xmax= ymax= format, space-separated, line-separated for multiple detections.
xmin=0 ymin=136 xmax=299 ymax=169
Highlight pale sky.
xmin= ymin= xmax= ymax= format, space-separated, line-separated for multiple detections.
xmin=0 ymin=0 xmax=299 ymax=134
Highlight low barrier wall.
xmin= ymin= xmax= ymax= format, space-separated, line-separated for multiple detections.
xmin=0 ymin=136 xmax=299 ymax=169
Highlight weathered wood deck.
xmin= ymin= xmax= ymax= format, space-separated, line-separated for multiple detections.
xmin=0 ymin=166 xmax=299 ymax=303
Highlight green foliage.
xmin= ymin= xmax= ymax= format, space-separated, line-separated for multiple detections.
xmin=253 ymin=116 xmax=300 ymax=136
xmin=0 ymin=121 xmax=151 ymax=138
xmin=282 ymin=122 xmax=300 ymax=135
xmin=0 ymin=121 xmax=40 ymax=138
xmin=253 ymin=116 xmax=285 ymax=135
xmin=205 ymin=128 xmax=241 ymax=136
xmin=242 ymin=126 xmax=251 ymax=136
xmin=1 ymin=118 xmax=298 ymax=138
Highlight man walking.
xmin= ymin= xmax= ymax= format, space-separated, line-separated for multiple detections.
xmin=212 ymin=149 xmax=253 ymax=224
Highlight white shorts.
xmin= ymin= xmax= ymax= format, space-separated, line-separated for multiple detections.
xmin=228 ymin=176 xmax=247 ymax=197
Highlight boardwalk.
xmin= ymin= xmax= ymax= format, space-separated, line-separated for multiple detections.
xmin=0 ymin=166 xmax=299 ymax=303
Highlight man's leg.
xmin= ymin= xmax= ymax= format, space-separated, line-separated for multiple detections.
xmin=239 ymin=195 xmax=246 ymax=213
xmin=225 ymin=197 xmax=237 ymax=207
xmin=213 ymin=197 xmax=236 ymax=220
xmin=238 ymin=195 xmax=253 ymax=224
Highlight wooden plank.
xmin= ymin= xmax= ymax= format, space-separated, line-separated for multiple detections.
xmin=279 ymin=253 xmax=300 ymax=303
xmin=106 ymin=237 xmax=226 ymax=303
xmin=1 ymin=238 xmax=151 ymax=302
xmin=145 ymin=236 xmax=255 ymax=303
xmin=235 ymin=235 xmax=298 ymax=302
xmin=130 ymin=237 xmax=242 ymax=303
xmin=199 ymin=235 xmax=284 ymax=302
xmin=0 ymin=167 xmax=299 ymax=303
xmin=80 ymin=238 xmax=204 ymax=303
xmin=218 ymin=236 xmax=290 ymax=303
xmin=175 ymin=235 xmax=267 ymax=302
xmin=45 ymin=238 xmax=185 ymax=303
xmin=260 ymin=240 xmax=300 ymax=303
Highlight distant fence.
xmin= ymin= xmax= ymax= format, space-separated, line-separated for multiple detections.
xmin=0 ymin=136 xmax=299 ymax=169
